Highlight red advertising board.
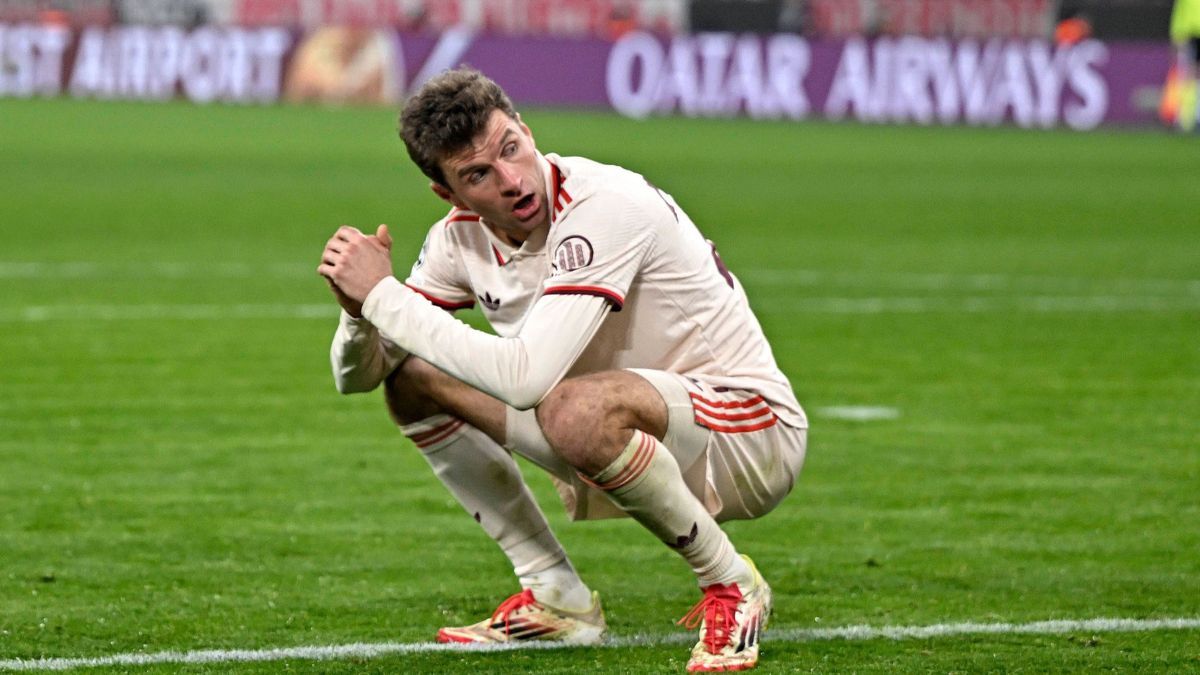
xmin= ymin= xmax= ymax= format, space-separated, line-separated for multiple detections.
xmin=808 ymin=0 xmax=1055 ymax=39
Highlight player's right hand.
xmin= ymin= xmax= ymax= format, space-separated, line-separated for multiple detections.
xmin=319 ymin=224 xmax=394 ymax=318
xmin=325 ymin=276 xmax=364 ymax=318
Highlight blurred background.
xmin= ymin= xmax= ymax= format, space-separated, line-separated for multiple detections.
xmin=1 ymin=0 xmax=1196 ymax=129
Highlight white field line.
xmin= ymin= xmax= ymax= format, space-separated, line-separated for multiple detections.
xmin=816 ymin=406 xmax=901 ymax=421
xmin=3 ymin=304 xmax=336 ymax=322
xmin=770 ymin=295 xmax=1200 ymax=313
xmin=1 ymin=617 xmax=1197 ymax=671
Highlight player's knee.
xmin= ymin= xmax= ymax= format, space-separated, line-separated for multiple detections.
xmin=537 ymin=377 xmax=591 ymax=438
xmin=384 ymin=358 xmax=445 ymax=425
xmin=536 ymin=374 xmax=634 ymax=470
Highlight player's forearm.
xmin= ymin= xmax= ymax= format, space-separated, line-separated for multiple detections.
xmin=362 ymin=277 xmax=606 ymax=409
xmin=329 ymin=310 xmax=405 ymax=394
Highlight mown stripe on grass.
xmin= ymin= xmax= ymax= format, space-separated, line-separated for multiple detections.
xmin=6 ymin=294 xmax=1200 ymax=323
xmin=772 ymin=296 xmax=1200 ymax=313
xmin=2 ymin=617 xmax=1198 ymax=671
xmin=3 ymin=262 xmax=1199 ymax=296
xmin=5 ymin=304 xmax=337 ymax=322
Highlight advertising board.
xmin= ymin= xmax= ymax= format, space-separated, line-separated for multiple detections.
xmin=0 ymin=23 xmax=1170 ymax=129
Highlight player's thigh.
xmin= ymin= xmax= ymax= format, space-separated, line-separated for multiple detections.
xmin=386 ymin=357 xmax=508 ymax=444
xmin=624 ymin=369 xmax=709 ymax=476
xmin=537 ymin=369 xmax=669 ymax=466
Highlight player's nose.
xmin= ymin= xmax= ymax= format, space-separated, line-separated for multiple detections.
xmin=496 ymin=162 xmax=521 ymax=195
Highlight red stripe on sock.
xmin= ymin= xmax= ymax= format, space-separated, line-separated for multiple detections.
xmin=592 ymin=432 xmax=656 ymax=492
xmin=600 ymin=432 xmax=650 ymax=486
xmin=410 ymin=420 xmax=465 ymax=448
xmin=407 ymin=418 xmax=459 ymax=444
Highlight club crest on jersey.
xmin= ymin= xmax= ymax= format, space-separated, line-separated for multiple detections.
xmin=551 ymin=236 xmax=594 ymax=275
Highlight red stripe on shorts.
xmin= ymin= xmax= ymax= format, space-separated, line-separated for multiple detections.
xmin=695 ymin=415 xmax=778 ymax=434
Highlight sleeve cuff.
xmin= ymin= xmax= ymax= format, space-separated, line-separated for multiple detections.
xmin=362 ymin=276 xmax=406 ymax=321
xmin=339 ymin=309 xmax=371 ymax=326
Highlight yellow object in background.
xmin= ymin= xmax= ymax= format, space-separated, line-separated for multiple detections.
xmin=1171 ymin=0 xmax=1200 ymax=45
xmin=1169 ymin=0 xmax=1200 ymax=130
xmin=1180 ymin=77 xmax=1198 ymax=131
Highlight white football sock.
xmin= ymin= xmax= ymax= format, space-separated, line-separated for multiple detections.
xmin=587 ymin=429 xmax=751 ymax=588
xmin=504 ymin=406 xmax=575 ymax=483
xmin=519 ymin=558 xmax=593 ymax=612
xmin=402 ymin=414 xmax=591 ymax=599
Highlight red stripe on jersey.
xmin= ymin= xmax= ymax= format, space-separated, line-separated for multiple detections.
xmin=446 ymin=206 xmax=477 ymax=222
xmin=445 ymin=208 xmax=481 ymax=226
xmin=550 ymin=162 xmax=573 ymax=218
xmin=695 ymin=415 xmax=778 ymax=434
xmin=550 ymin=163 xmax=560 ymax=210
xmin=405 ymin=283 xmax=475 ymax=310
xmin=491 ymin=244 xmax=507 ymax=266
xmin=542 ymin=285 xmax=624 ymax=310
xmin=688 ymin=393 xmax=766 ymax=410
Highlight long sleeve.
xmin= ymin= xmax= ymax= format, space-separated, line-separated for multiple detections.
xmin=361 ymin=276 xmax=610 ymax=409
xmin=329 ymin=310 xmax=407 ymax=394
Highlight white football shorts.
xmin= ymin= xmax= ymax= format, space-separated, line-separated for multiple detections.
xmin=554 ymin=369 xmax=806 ymax=522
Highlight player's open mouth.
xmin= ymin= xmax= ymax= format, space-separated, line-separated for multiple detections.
xmin=513 ymin=193 xmax=538 ymax=221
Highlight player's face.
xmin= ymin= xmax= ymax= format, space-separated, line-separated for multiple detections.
xmin=435 ymin=109 xmax=548 ymax=243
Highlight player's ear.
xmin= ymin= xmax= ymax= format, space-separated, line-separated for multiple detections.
xmin=431 ymin=181 xmax=466 ymax=209
xmin=516 ymin=112 xmax=534 ymax=142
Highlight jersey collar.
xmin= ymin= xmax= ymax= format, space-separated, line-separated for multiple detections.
xmin=543 ymin=152 xmax=574 ymax=228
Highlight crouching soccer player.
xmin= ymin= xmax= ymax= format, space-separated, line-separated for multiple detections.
xmin=317 ymin=68 xmax=807 ymax=672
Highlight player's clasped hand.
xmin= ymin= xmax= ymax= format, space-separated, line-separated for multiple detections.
xmin=318 ymin=224 xmax=395 ymax=311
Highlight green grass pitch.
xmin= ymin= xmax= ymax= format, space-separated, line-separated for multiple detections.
xmin=1 ymin=98 xmax=1198 ymax=673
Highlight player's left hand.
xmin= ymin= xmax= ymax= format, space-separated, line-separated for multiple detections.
xmin=317 ymin=224 xmax=395 ymax=304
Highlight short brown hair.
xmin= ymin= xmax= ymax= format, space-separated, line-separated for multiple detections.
xmin=399 ymin=68 xmax=518 ymax=187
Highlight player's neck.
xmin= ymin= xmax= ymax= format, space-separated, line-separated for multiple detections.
xmin=492 ymin=226 xmax=526 ymax=246
xmin=487 ymin=219 xmax=548 ymax=248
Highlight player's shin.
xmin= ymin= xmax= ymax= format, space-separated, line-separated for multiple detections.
xmin=585 ymin=429 xmax=750 ymax=588
xmin=401 ymin=414 xmax=591 ymax=610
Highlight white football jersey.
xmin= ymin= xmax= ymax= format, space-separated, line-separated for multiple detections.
xmin=404 ymin=153 xmax=806 ymax=429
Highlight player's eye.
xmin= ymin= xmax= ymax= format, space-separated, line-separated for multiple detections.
xmin=468 ymin=169 xmax=486 ymax=184
xmin=502 ymin=142 xmax=517 ymax=157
